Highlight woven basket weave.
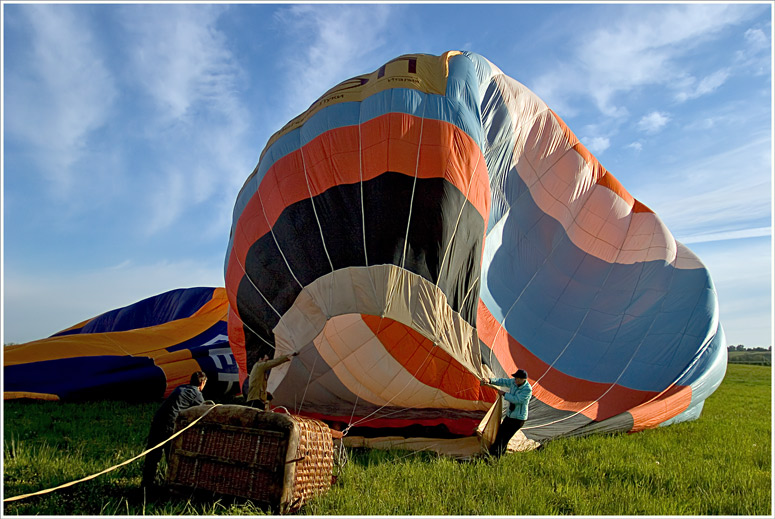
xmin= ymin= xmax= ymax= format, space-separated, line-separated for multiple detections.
xmin=166 ymin=404 xmax=333 ymax=512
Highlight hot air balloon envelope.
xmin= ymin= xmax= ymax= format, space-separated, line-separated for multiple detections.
xmin=4 ymin=287 xmax=240 ymax=401
xmin=224 ymin=51 xmax=726 ymax=447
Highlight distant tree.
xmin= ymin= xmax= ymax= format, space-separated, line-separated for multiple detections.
xmin=736 ymin=345 xmax=746 ymax=351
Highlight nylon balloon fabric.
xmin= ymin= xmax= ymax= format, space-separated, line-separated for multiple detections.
xmin=224 ymin=51 xmax=726 ymax=442
xmin=4 ymin=287 xmax=240 ymax=401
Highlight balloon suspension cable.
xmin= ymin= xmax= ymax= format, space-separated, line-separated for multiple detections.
xmin=341 ymin=389 xmax=361 ymax=439
xmin=257 ymin=188 xmax=304 ymax=290
xmin=530 ymin=189 xmax=641 ymax=389
xmin=483 ymin=120 xmax=678 ymax=432
xmin=232 ymin=252 xmax=283 ymax=320
xmin=346 ymin=299 xmax=496 ymax=432
xmin=345 ymin=343 xmax=437 ymax=429
xmin=342 ymin=353 xmax=491 ymax=431
xmin=435 ymin=147 xmax=483 ymax=292
xmin=299 ymin=144 xmax=335 ymax=274
xmin=355 ymin=106 xmax=383 ymax=333
xmin=524 ymin=229 xmax=684 ymax=431
xmin=479 ymin=103 xmax=577 ymax=370
xmin=399 ymin=98 xmax=427 ymax=274
xmin=378 ymin=97 xmax=428 ymax=336
xmin=350 ymin=379 xmax=487 ymax=430
xmin=333 ymin=437 xmax=349 ymax=477
xmin=230 ymin=308 xmax=276 ymax=350
xmin=295 ymin=353 xmax=318 ymax=415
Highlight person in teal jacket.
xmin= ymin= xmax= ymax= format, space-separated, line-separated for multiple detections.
xmin=483 ymin=368 xmax=532 ymax=457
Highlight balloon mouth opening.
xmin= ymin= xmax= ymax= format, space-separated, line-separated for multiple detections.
xmin=271 ymin=265 xmax=484 ymax=366
xmin=309 ymin=312 xmax=441 ymax=409
xmin=272 ymin=312 xmax=491 ymax=437
xmin=267 ymin=266 xmax=490 ymax=422
xmin=282 ymin=311 xmax=489 ymax=410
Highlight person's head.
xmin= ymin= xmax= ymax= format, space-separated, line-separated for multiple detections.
xmin=512 ymin=368 xmax=528 ymax=385
xmin=190 ymin=371 xmax=207 ymax=390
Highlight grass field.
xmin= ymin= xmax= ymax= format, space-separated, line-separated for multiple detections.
xmin=3 ymin=364 xmax=771 ymax=515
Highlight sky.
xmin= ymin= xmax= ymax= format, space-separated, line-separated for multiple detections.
xmin=2 ymin=2 xmax=773 ymax=349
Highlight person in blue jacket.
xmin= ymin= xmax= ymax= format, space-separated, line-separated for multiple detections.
xmin=142 ymin=371 xmax=208 ymax=489
xmin=483 ymin=368 xmax=532 ymax=457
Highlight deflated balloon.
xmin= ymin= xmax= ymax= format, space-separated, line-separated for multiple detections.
xmin=224 ymin=51 xmax=726 ymax=441
xmin=4 ymin=287 xmax=240 ymax=401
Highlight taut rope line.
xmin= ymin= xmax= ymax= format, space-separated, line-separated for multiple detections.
xmin=4 ymin=403 xmax=222 ymax=503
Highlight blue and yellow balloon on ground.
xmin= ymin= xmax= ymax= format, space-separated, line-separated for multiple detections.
xmin=4 ymin=287 xmax=239 ymax=401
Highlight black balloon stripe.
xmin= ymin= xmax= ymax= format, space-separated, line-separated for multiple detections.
xmin=236 ymin=172 xmax=485 ymax=364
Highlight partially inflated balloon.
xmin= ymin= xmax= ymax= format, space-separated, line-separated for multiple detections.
xmin=4 ymin=287 xmax=239 ymax=401
xmin=225 ymin=51 xmax=725 ymax=441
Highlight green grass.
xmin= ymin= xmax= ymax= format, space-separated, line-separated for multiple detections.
xmin=3 ymin=364 xmax=771 ymax=515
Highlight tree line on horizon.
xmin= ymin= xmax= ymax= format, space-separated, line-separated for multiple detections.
xmin=727 ymin=345 xmax=771 ymax=352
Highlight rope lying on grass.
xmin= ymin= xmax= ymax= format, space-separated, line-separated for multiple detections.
xmin=4 ymin=403 xmax=222 ymax=503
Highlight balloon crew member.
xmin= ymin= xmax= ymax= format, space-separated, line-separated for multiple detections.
xmin=142 ymin=371 xmax=208 ymax=489
xmin=483 ymin=368 xmax=532 ymax=457
xmin=246 ymin=351 xmax=299 ymax=410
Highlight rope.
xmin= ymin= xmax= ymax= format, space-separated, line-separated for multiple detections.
xmin=258 ymin=188 xmax=304 ymax=290
xmin=296 ymin=354 xmax=318 ymax=414
xmin=347 ymin=380 xmax=487 ymax=430
xmin=299 ymin=139 xmax=335 ymax=273
xmin=344 ymin=344 xmax=437 ymax=430
xmin=333 ymin=438 xmax=349 ymax=476
xmin=4 ymin=403 xmax=222 ymax=503
xmin=379 ymin=96 xmax=428 ymax=333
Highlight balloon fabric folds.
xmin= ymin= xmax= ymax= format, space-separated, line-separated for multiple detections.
xmin=4 ymin=287 xmax=240 ymax=401
xmin=224 ymin=51 xmax=726 ymax=442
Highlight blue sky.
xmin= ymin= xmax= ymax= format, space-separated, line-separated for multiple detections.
xmin=2 ymin=2 xmax=772 ymax=348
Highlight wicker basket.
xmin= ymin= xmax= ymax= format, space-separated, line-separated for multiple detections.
xmin=166 ymin=404 xmax=333 ymax=512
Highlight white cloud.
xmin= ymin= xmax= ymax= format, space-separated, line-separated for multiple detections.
xmin=122 ymin=5 xmax=241 ymax=124
xmin=531 ymin=4 xmax=759 ymax=116
xmin=735 ymin=25 xmax=772 ymax=76
xmin=273 ymin=4 xmax=396 ymax=120
xmin=684 ymin=117 xmax=719 ymax=131
xmin=144 ymin=167 xmax=187 ymax=235
xmin=637 ymin=111 xmax=670 ymax=133
xmin=665 ymin=179 xmax=771 ymax=241
xmin=675 ymin=69 xmax=730 ymax=102
xmin=627 ymin=141 xmax=643 ymax=152
xmin=638 ymin=133 xmax=771 ymax=242
xmin=744 ymin=27 xmax=769 ymax=51
xmin=120 ymin=5 xmax=253 ymax=236
xmin=680 ymin=226 xmax=771 ymax=245
xmin=583 ymin=136 xmax=611 ymax=155
xmin=4 ymin=5 xmax=116 ymax=194
xmin=3 ymin=260 xmax=225 ymax=344
xmin=695 ymin=69 xmax=731 ymax=96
